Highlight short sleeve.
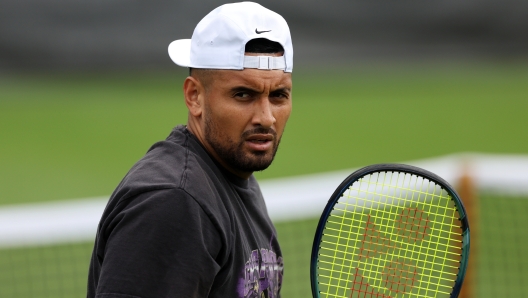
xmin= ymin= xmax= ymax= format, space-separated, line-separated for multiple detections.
xmin=93 ymin=188 xmax=222 ymax=298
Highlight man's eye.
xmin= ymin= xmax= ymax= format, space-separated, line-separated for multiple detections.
xmin=270 ymin=92 xmax=288 ymax=100
xmin=235 ymin=92 xmax=250 ymax=98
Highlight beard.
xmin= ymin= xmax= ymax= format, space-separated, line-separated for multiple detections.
xmin=204 ymin=113 xmax=281 ymax=173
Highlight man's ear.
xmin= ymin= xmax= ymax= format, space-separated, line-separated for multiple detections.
xmin=183 ymin=76 xmax=204 ymax=117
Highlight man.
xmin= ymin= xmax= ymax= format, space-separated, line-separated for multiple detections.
xmin=87 ymin=2 xmax=293 ymax=297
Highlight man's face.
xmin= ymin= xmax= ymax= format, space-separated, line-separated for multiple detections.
xmin=199 ymin=66 xmax=292 ymax=178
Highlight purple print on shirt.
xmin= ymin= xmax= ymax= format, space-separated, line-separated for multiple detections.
xmin=238 ymin=248 xmax=283 ymax=298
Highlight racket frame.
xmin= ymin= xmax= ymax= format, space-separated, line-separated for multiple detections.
xmin=310 ymin=163 xmax=470 ymax=298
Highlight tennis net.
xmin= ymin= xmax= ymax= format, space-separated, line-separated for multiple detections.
xmin=1 ymin=153 xmax=527 ymax=297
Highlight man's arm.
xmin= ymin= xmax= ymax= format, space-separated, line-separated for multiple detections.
xmin=90 ymin=188 xmax=222 ymax=298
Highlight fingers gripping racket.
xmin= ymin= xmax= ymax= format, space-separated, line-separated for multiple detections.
xmin=311 ymin=164 xmax=469 ymax=298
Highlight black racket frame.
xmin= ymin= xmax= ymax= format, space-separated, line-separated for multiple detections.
xmin=310 ymin=163 xmax=470 ymax=298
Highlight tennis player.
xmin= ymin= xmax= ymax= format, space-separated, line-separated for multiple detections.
xmin=87 ymin=2 xmax=293 ymax=297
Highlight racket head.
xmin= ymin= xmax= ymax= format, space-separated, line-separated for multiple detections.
xmin=311 ymin=164 xmax=469 ymax=298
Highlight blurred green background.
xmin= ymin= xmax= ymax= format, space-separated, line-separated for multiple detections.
xmin=2 ymin=64 xmax=527 ymax=206
xmin=1 ymin=0 xmax=528 ymax=297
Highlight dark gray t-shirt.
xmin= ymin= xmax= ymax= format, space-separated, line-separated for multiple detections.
xmin=87 ymin=126 xmax=283 ymax=298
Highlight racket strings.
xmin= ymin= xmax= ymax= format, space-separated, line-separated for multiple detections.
xmin=317 ymin=171 xmax=463 ymax=298
xmin=317 ymin=261 xmax=459 ymax=285
xmin=325 ymin=215 xmax=462 ymax=244
xmin=317 ymin=268 xmax=454 ymax=296
xmin=318 ymin=243 xmax=461 ymax=270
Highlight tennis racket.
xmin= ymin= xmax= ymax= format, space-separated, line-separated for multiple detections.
xmin=311 ymin=164 xmax=469 ymax=298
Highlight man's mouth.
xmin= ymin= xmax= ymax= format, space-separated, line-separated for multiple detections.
xmin=248 ymin=135 xmax=273 ymax=142
xmin=245 ymin=134 xmax=274 ymax=151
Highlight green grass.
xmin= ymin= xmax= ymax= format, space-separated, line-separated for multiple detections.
xmin=478 ymin=194 xmax=528 ymax=298
xmin=0 ymin=72 xmax=187 ymax=205
xmin=0 ymin=241 xmax=94 ymax=298
xmin=276 ymin=218 xmax=319 ymax=298
xmin=1 ymin=63 xmax=528 ymax=205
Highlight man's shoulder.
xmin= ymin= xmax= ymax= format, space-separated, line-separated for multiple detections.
xmin=113 ymin=126 xmax=226 ymax=207
xmin=119 ymin=128 xmax=199 ymax=189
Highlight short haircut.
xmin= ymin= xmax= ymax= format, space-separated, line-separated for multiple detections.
xmin=189 ymin=38 xmax=284 ymax=75
xmin=244 ymin=38 xmax=284 ymax=54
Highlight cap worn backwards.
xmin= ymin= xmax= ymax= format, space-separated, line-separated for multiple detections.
xmin=168 ymin=2 xmax=293 ymax=72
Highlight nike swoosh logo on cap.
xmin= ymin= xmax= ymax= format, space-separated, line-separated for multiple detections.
xmin=255 ymin=28 xmax=272 ymax=34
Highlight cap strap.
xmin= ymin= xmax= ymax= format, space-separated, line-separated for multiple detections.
xmin=243 ymin=56 xmax=286 ymax=70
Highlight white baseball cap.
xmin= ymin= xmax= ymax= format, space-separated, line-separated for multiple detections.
xmin=168 ymin=2 xmax=293 ymax=72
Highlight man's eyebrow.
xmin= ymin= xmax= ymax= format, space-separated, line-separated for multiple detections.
xmin=229 ymin=86 xmax=292 ymax=94
xmin=270 ymin=87 xmax=292 ymax=93
xmin=230 ymin=86 xmax=258 ymax=93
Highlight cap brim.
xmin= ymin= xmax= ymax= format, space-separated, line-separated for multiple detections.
xmin=168 ymin=39 xmax=192 ymax=67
